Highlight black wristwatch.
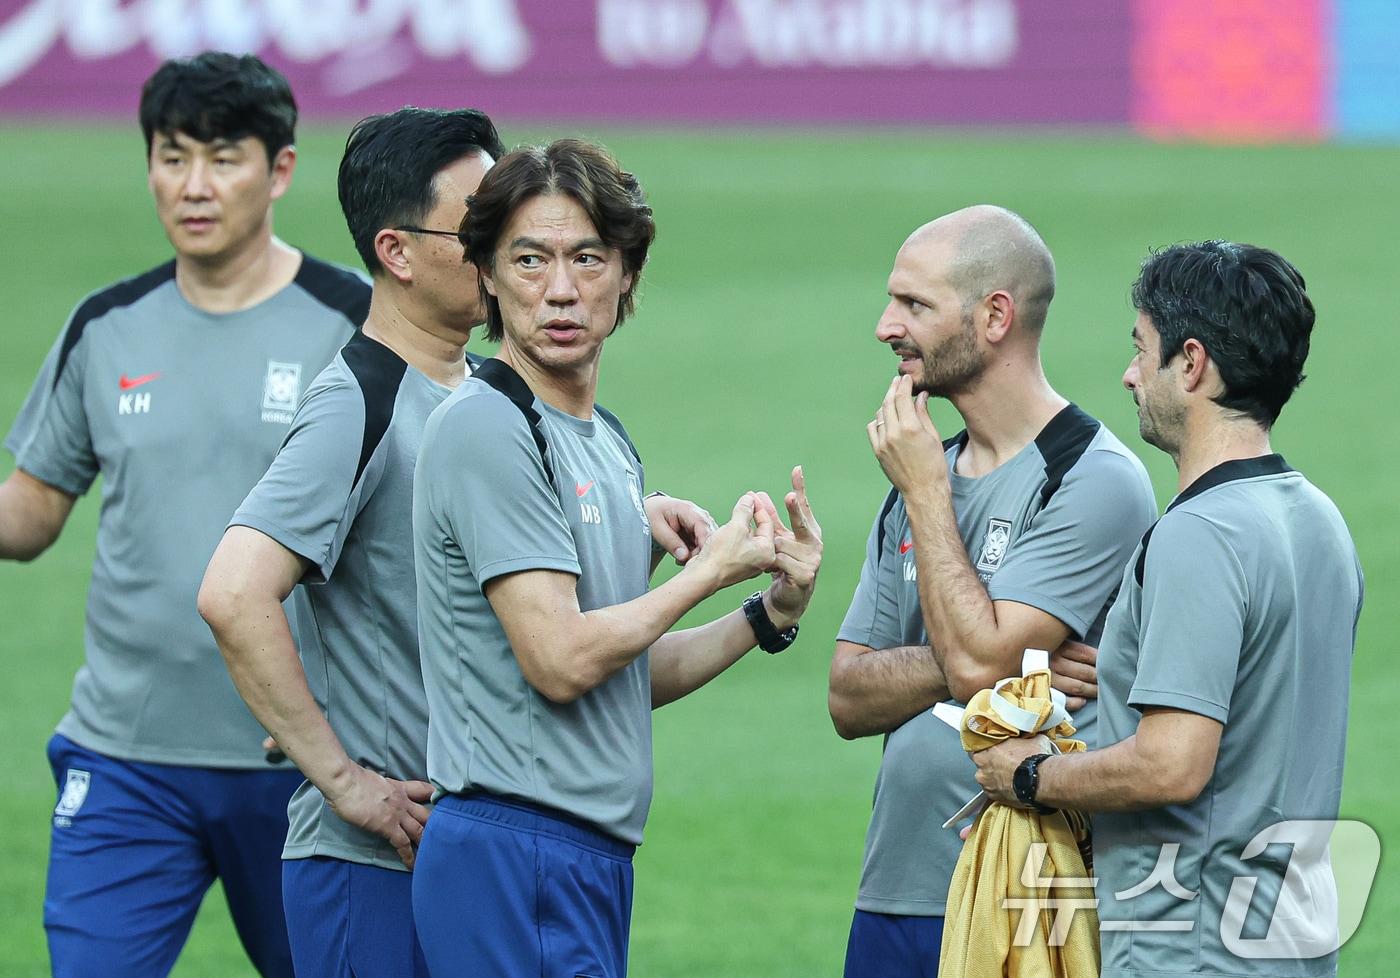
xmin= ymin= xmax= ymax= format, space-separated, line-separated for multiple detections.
xmin=1012 ymin=753 xmax=1057 ymax=814
xmin=741 ymin=591 xmax=798 ymax=654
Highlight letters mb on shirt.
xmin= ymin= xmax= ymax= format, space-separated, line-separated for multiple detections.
xmin=1002 ymin=819 xmax=1380 ymax=959
xmin=577 ymin=480 xmax=602 ymax=524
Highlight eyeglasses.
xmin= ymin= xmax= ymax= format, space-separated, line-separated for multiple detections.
xmin=394 ymin=226 xmax=463 ymax=242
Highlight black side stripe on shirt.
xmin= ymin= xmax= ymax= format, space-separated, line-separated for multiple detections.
xmin=341 ymin=331 xmax=409 ymax=489
xmin=1133 ymin=522 xmax=1158 ymax=588
xmin=1035 ymin=403 xmax=1100 ymax=510
xmin=52 ymin=261 xmax=177 ymax=390
xmin=294 ymin=256 xmax=372 ymax=328
xmin=1134 ymin=453 xmax=1293 ymax=587
xmin=594 ymin=403 xmax=642 ymax=465
xmin=874 ymin=429 xmax=968 ymax=561
xmin=471 ymin=358 xmax=555 ymax=485
xmin=873 ymin=486 xmax=900 ymax=563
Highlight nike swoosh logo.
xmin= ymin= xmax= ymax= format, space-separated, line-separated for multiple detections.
xmin=575 ymin=481 xmax=595 ymax=497
xmin=899 ymin=539 xmax=913 ymax=554
xmin=119 ymin=372 xmax=160 ymax=390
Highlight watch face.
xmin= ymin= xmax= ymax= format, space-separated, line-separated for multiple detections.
xmin=1013 ymin=755 xmax=1041 ymax=805
xmin=1013 ymin=760 xmax=1032 ymax=801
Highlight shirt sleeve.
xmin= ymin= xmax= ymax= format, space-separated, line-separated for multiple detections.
xmin=987 ymin=448 xmax=1158 ymax=639
xmin=228 ymin=375 xmax=373 ymax=584
xmin=427 ymin=392 xmax=581 ymax=587
xmin=1128 ymin=511 xmax=1247 ymax=723
xmin=4 ymin=314 xmax=97 ymax=496
xmin=837 ymin=495 xmax=909 ymax=650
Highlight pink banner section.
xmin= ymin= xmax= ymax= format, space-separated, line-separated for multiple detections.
xmin=1132 ymin=0 xmax=1326 ymax=141
xmin=0 ymin=0 xmax=1131 ymax=124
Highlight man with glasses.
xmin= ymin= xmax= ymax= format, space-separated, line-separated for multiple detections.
xmin=0 ymin=53 xmax=368 ymax=977
xmin=197 ymin=105 xmax=501 ymax=978
xmin=200 ymin=111 xmax=719 ymax=978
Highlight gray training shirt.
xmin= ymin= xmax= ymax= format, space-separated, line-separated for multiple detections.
xmin=231 ymin=331 xmax=480 ymax=870
xmin=5 ymin=258 xmax=368 ymax=767
xmin=414 ymin=359 xmax=654 ymax=845
xmin=837 ymin=405 xmax=1157 ymax=915
xmin=1094 ymin=455 xmax=1363 ymax=978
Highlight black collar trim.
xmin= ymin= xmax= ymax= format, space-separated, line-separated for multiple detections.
xmin=1167 ymin=453 xmax=1292 ymax=512
xmin=471 ymin=358 xmax=555 ymax=484
xmin=472 ymin=357 xmax=533 ymax=409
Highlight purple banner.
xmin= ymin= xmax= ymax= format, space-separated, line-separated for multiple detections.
xmin=0 ymin=0 xmax=1131 ymax=123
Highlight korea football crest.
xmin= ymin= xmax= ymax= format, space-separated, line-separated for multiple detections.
xmin=975 ymin=517 xmax=1013 ymax=577
xmin=627 ymin=471 xmax=650 ymax=536
xmin=53 ymin=769 xmax=90 ymax=827
xmin=261 ymin=360 xmax=302 ymax=423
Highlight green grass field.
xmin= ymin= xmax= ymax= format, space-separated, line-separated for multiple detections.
xmin=0 ymin=123 xmax=1394 ymax=977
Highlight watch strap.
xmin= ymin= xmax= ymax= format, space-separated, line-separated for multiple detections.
xmin=741 ymin=591 xmax=798 ymax=654
xmin=1014 ymin=752 xmax=1057 ymax=814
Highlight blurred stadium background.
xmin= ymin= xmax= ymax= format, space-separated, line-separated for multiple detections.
xmin=0 ymin=1 xmax=1396 ymax=975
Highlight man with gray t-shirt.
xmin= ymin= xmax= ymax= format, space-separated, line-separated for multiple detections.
xmin=199 ymin=107 xmax=503 ymax=978
xmin=201 ymin=111 xmax=722 ymax=978
xmin=830 ymin=206 xmax=1157 ymax=977
xmin=0 ymin=54 xmax=367 ymax=978
xmin=411 ymin=139 xmax=824 ymax=978
xmin=975 ymin=241 xmax=1362 ymax=978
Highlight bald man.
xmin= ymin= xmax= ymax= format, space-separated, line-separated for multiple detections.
xmin=828 ymin=206 xmax=1158 ymax=976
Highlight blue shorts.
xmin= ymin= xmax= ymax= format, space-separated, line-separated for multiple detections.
xmin=843 ymin=909 xmax=945 ymax=978
xmin=44 ymin=733 xmax=302 ymax=978
xmin=284 ymin=856 xmax=428 ymax=978
xmin=412 ymin=794 xmax=636 ymax=978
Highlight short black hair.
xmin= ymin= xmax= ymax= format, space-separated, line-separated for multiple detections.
xmin=1132 ymin=240 xmax=1314 ymax=427
xmin=463 ymin=139 xmax=656 ymax=342
xmin=139 ymin=52 xmax=297 ymax=165
xmin=338 ymin=107 xmax=505 ymax=275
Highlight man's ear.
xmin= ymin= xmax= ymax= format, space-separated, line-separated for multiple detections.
xmin=1179 ymin=337 xmax=1211 ymax=392
xmin=269 ymin=145 xmax=296 ymax=202
xmin=481 ymin=263 xmax=499 ymax=297
xmin=983 ymin=290 xmax=1015 ymax=343
xmin=374 ymin=229 xmax=413 ymax=284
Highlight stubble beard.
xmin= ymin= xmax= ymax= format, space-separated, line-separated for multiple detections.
xmin=912 ymin=312 xmax=985 ymax=398
xmin=1136 ymin=390 xmax=1184 ymax=459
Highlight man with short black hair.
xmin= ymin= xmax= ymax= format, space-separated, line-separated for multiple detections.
xmin=974 ymin=241 xmax=1362 ymax=978
xmin=199 ymin=106 xmax=503 ymax=978
xmin=829 ymin=205 xmax=1158 ymax=977
xmin=200 ymin=110 xmax=720 ymax=978
xmin=0 ymin=52 xmax=368 ymax=978
xmin=410 ymin=139 xmax=825 ymax=977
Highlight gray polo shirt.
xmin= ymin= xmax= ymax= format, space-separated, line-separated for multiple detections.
xmin=230 ymin=331 xmax=480 ymax=870
xmin=5 ymin=257 xmax=368 ymax=768
xmin=413 ymin=358 xmax=654 ymax=845
xmin=837 ymin=405 xmax=1156 ymax=915
xmin=1095 ymin=455 xmax=1362 ymax=978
